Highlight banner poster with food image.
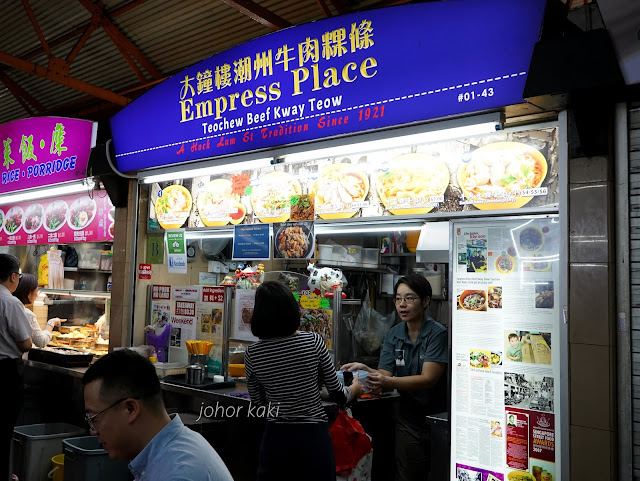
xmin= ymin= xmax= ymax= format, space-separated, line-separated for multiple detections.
xmin=170 ymin=299 xmax=197 ymax=347
xmin=234 ymin=288 xmax=258 ymax=342
xmin=0 ymin=190 xmax=113 ymax=246
xmin=450 ymin=216 xmax=561 ymax=481
xmin=146 ymin=128 xmax=559 ymax=232
xmin=273 ymin=221 xmax=315 ymax=259
xmin=196 ymin=291 xmax=223 ymax=342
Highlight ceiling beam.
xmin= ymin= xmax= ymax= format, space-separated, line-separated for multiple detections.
xmin=0 ymin=50 xmax=130 ymax=106
xmin=329 ymin=0 xmax=348 ymax=15
xmin=316 ymin=0 xmax=333 ymax=17
xmin=218 ymin=0 xmax=293 ymax=30
xmin=78 ymin=0 xmax=163 ymax=80
xmin=21 ymin=0 xmax=52 ymax=57
xmin=0 ymin=71 xmax=45 ymax=112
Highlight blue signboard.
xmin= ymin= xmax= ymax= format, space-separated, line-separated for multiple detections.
xmin=232 ymin=224 xmax=270 ymax=260
xmin=110 ymin=0 xmax=546 ymax=172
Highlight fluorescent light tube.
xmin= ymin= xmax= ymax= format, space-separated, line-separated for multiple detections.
xmin=282 ymin=116 xmax=501 ymax=164
xmin=141 ymin=157 xmax=273 ymax=184
xmin=0 ymin=179 xmax=96 ymax=206
xmin=316 ymin=223 xmax=423 ymax=235
xmin=185 ymin=229 xmax=234 ymax=239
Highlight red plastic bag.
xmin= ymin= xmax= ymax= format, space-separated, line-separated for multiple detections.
xmin=329 ymin=409 xmax=373 ymax=473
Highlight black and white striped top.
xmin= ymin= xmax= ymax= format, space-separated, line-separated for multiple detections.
xmin=245 ymin=331 xmax=350 ymax=421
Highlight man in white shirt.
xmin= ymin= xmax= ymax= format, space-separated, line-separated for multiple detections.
xmin=0 ymin=253 xmax=32 ymax=481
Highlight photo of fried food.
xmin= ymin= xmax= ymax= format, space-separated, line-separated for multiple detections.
xmin=312 ymin=163 xmax=369 ymax=219
xmin=290 ymin=195 xmax=315 ymax=221
xmin=377 ymin=153 xmax=449 ymax=215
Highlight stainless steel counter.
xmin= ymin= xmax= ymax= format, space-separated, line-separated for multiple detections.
xmin=25 ymin=359 xmax=89 ymax=379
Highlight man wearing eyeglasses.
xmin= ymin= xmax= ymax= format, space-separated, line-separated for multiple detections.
xmin=82 ymin=348 xmax=233 ymax=481
xmin=0 ymin=254 xmax=32 ymax=481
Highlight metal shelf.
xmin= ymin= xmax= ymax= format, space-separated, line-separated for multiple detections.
xmin=63 ymin=267 xmax=112 ymax=273
xmin=41 ymin=289 xmax=111 ymax=299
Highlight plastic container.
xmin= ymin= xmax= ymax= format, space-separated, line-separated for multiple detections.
xmin=317 ymin=244 xmax=333 ymax=261
xmin=362 ymin=248 xmax=379 ymax=266
xmin=154 ymin=361 xmax=186 ymax=379
xmin=62 ymin=436 xmax=131 ymax=481
xmin=332 ymin=245 xmax=347 ymax=262
xmin=345 ymin=245 xmax=362 ymax=263
xmin=10 ymin=423 xmax=85 ymax=481
xmin=49 ymin=454 xmax=64 ymax=481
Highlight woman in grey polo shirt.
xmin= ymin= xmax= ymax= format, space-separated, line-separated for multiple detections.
xmin=342 ymin=274 xmax=448 ymax=481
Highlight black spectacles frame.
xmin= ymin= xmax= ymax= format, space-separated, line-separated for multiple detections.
xmin=85 ymin=397 xmax=139 ymax=431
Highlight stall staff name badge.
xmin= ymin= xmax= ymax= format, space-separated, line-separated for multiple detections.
xmin=165 ymin=229 xmax=187 ymax=273
xmin=111 ymin=0 xmax=546 ymax=172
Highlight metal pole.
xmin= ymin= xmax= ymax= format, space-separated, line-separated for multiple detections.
xmin=222 ymin=285 xmax=234 ymax=381
xmin=332 ymin=288 xmax=342 ymax=368
xmin=615 ymin=102 xmax=632 ymax=480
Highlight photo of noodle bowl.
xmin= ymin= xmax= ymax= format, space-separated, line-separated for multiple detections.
xmin=251 ymin=172 xmax=301 ymax=223
xmin=197 ymin=179 xmax=245 ymax=226
xmin=275 ymin=224 xmax=312 ymax=258
xmin=154 ymin=184 xmax=192 ymax=229
xmin=376 ymin=153 xmax=450 ymax=215
xmin=457 ymin=141 xmax=548 ymax=210
xmin=312 ymin=163 xmax=369 ymax=219
xmin=458 ymin=290 xmax=487 ymax=311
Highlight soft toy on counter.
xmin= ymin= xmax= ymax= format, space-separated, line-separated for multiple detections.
xmin=234 ymin=264 xmax=262 ymax=289
xmin=307 ymin=262 xmax=347 ymax=298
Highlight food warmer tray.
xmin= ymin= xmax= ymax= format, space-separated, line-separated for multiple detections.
xmin=162 ymin=374 xmax=236 ymax=390
xmin=28 ymin=347 xmax=94 ymax=367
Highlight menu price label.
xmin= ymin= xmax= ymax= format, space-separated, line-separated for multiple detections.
xmin=138 ymin=263 xmax=152 ymax=279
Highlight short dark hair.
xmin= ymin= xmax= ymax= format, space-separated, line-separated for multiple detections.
xmin=394 ymin=273 xmax=432 ymax=300
xmin=13 ymin=273 xmax=38 ymax=305
xmin=82 ymin=349 xmax=164 ymax=411
xmin=508 ymin=333 xmax=519 ymax=341
xmin=251 ymin=281 xmax=300 ymax=339
xmin=0 ymin=253 xmax=20 ymax=282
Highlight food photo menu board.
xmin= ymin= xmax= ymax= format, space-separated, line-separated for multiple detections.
xmin=0 ymin=190 xmax=114 ymax=246
xmin=147 ymin=126 xmax=559 ymax=230
xmin=450 ymin=216 xmax=561 ymax=481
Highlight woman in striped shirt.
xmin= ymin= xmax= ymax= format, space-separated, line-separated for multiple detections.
xmin=245 ymin=281 xmax=363 ymax=481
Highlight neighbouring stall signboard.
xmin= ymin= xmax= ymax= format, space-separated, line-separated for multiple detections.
xmin=450 ymin=216 xmax=561 ymax=481
xmin=0 ymin=190 xmax=114 ymax=246
xmin=1 ymin=117 xmax=96 ymax=194
xmin=148 ymin=126 xmax=559 ymax=229
xmin=111 ymin=0 xmax=546 ymax=172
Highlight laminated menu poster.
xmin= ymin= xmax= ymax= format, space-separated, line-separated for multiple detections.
xmin=0 ymin=190 xmax=114 ymax=246
xmin=450 ymin=215 xmax=561 ymax=481
xmin=150 ymin=285 xmax=225 ymax=353
xmin=234 ymin=288 xmax=258 ymax=342
xmin=147 ymin=126 xmax=560 ymax=230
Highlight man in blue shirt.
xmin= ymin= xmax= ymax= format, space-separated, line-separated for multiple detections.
xmin=82 ymin=349 xmax=233 ymax=481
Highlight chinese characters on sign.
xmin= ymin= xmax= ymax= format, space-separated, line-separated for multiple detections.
xmin=0 ymin=117 xmax=95 ymax=194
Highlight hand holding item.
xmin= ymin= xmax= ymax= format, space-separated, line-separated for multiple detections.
xmin=46 ymin=318 xmax=62 ymax=328
xmin=349 ymin=372 xmax=365 ymax=399
xmin=365 ymin=371 xmax=386 ymax=393
xmin=95 ymin=315 xmax=107 ymax=332
xmin=340 ymin=362 xmax=370 ymax=372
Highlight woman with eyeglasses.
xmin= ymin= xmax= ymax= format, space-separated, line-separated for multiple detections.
xmin=341 ymin=274 xmax=448 ymax=481
xmin=13 ymin=273 xmax=63 ymax=347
